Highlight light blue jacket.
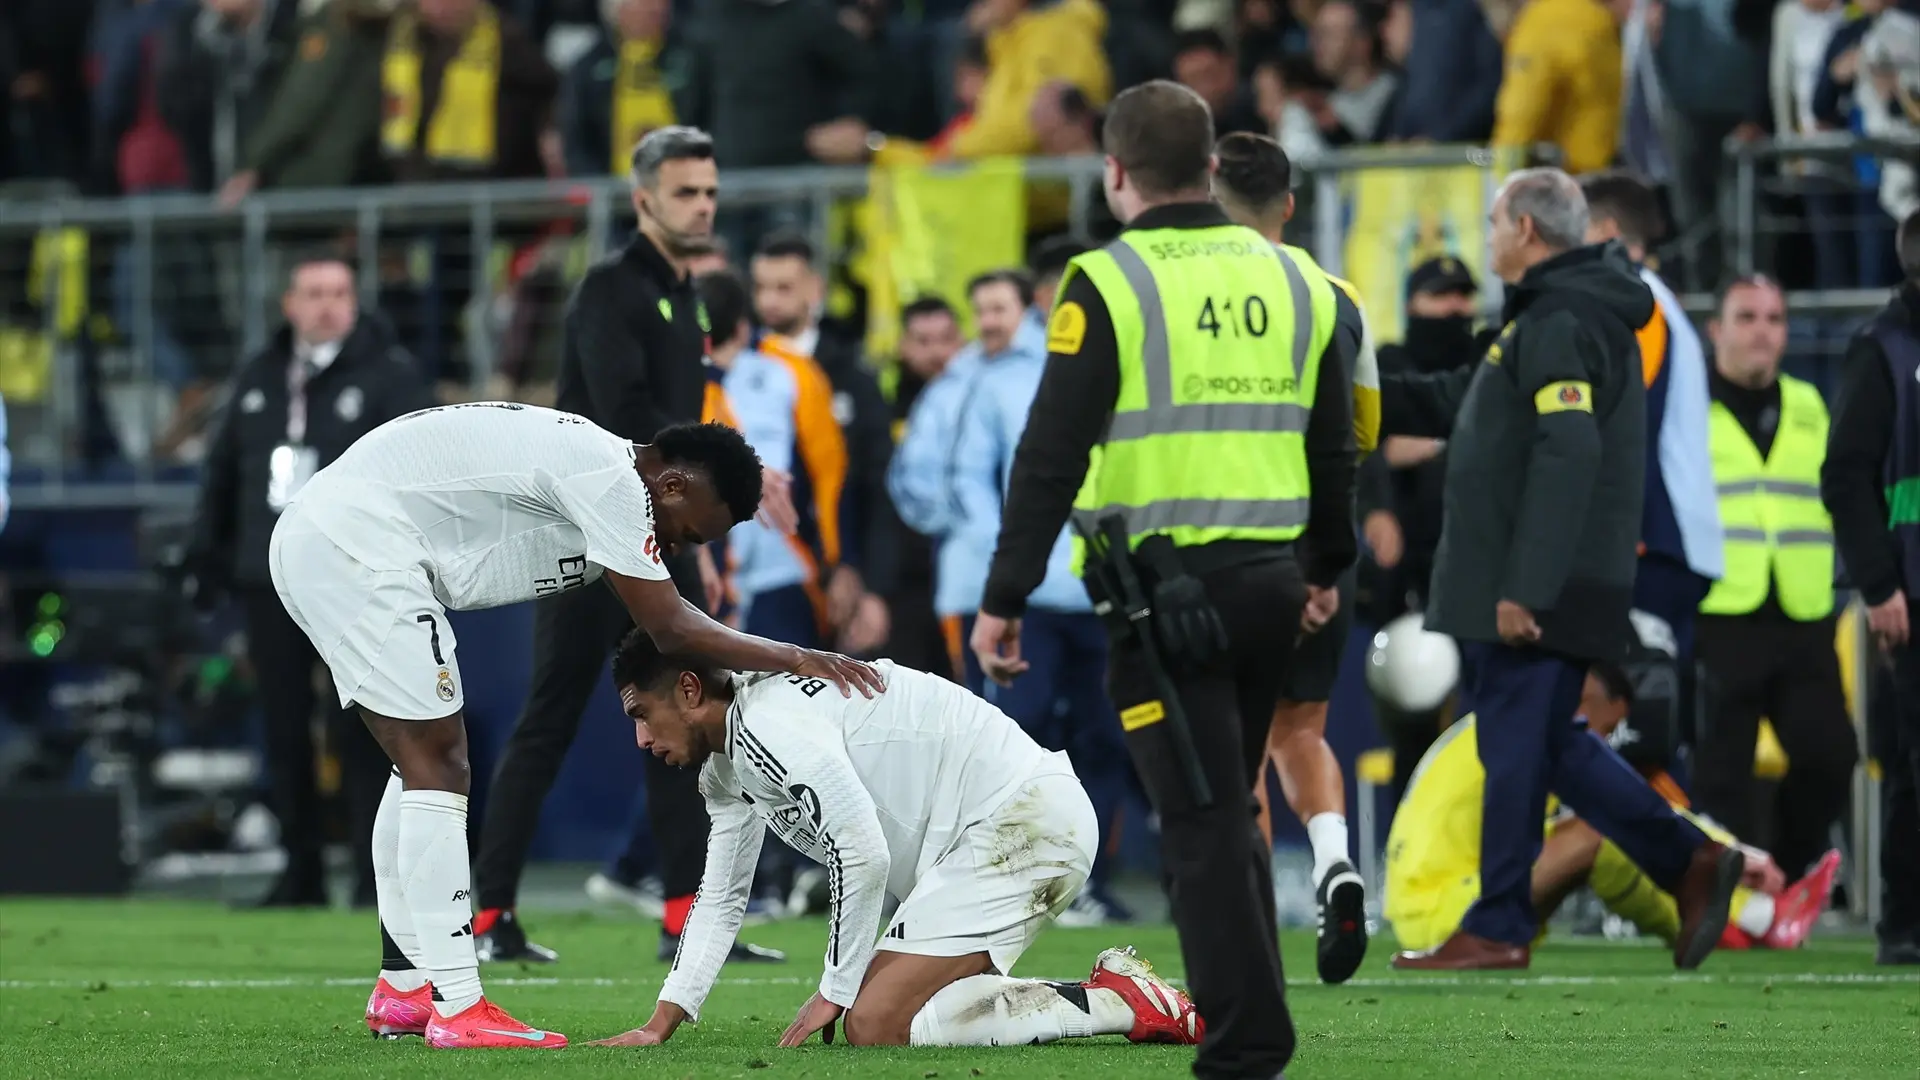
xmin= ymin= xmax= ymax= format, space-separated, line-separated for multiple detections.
xmin=951 ymin=317 xmax=1089 ymax=615
xmin=722 ymin=347 xmax=847 ymax=604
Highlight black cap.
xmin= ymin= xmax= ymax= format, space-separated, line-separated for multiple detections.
xmin=1406 ymin=256 xmax=1477 ymax=298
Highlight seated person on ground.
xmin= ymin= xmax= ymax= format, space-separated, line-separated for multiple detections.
xmin=592 ymin=633 xmax=1204 ymax=1049
xmin=1386 ymin=663 xmax=1839 ymax=954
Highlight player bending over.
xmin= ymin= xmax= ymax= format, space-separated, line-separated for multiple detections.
xmin=1386 ymin=664 xmax=1838 ymax=959
xmin=268 ymin=402 xmax=882 ymax=1050
xmin=592 ymin=633 xmax=1202 ymax=1050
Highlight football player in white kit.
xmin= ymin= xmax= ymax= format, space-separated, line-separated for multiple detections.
xmin=267 ymin=402 xmax=883 ymax=1050
xmin=591 ymin=630 xmax=1204 ymax=1051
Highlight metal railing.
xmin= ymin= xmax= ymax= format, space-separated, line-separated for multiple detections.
xmin=1 ymin=138 xmax=1906 ymax=509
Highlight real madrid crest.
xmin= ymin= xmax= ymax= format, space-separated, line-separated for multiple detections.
xmin=436 ymin=669 xmax=456 ymax=702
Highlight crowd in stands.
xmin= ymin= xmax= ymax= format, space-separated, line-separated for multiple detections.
xmin=3 ymin=1 xmax=1914 ymax=265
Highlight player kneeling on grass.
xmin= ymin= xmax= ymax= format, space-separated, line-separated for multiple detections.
xmin=1387 ymin=663 xmax=1839 ymax=960
xmin=270 ymin=404 xmax=880 ymax=1050
xmin=591 ymin=632 xmax=1203 ymax=1050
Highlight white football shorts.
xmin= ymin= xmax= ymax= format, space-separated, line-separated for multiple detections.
xmin=877 ymin=764 xmax=1097 ymax=975
xmin=267 ymin=504 xmax=465 ymax=721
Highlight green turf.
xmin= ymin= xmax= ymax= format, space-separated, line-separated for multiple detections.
xmin=0 ymin=900 xmax=1914 ymax=1079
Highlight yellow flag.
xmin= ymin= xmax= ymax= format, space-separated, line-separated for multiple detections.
xmin=863 ymin=157 xmax=1027 ymax=359
xmin=1337 ymin=148 xmax=1525 ymax=343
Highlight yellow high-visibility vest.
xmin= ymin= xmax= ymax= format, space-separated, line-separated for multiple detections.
xmin=1699 ymin=373 xmax=1835 ymax=620
xmin=382 ymin=4 xmax=501 ymax=167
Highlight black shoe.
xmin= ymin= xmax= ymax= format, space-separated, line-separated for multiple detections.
xmin=657 ymin=928 xmax=787 ymax=964
xmin=1315 ymin=860 xmax=1369 ymax=985
xmin=474 ymin=910 xmax=558 ymax=964
xmin=234 ymin=874 xmax=329 ymax=910
xmin=1876 ymin=938 xmax=1920 ymax=965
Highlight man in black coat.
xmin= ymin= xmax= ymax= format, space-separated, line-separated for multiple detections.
xmin=1380 ymin=169 xmax=1770 ymax=972
xmin=187 ymin=253 xmax=433 ymax=907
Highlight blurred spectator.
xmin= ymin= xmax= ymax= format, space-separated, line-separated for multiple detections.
xmin=1030 ymin=79 xmax=1101 ymax=155
xmin=90 ymin=0 xmax=194 ymax=195
xmin=885 ymin=0 xmax=975 ymax=138
xmin=1236 ymin=0 xmax=1315 ymax=73
xmin=1173 ymin=29 xmax=1266 ymax=135
xmin=676 ymin=0 xmax=875 ymax=169
xmin=1307 ymin=0 xmax=1400 ymax=144
xmin=1380 ymin=0 xmax=1412 ymax=65
xmin=157 ymin=0 xmax=302 ymax=194
xmin=1771 ymin=0 xmax=1854 ymax=289
xmin=927 ymin=35 xmax=991 ymax=155
xmin=558 ymin=0 xmax=679 ymax=177
xmin=1386 ymin=0 xmax=1502 ymax=143
xmin=1254 ymin=52 xmax=1339 ymax=161
xmin=0 ymin=1 xmax=95 ymax=184
xmin=749 ymin=233 xmax=894 ymax=656
xmin=1653 ymin=0 xmax=1769 ymax=291
xmin=938 ymin=0 xmax=1112 ymax=159
xmin=217 ymin=0 xmax=393 ymax=205
xmin=1861 ymin=6 xmax=1920 ymax=222
xmin=1491 ymin=0 xmax=1626 ymax=174
xmin=380 ymin=0 xmax=558 ymax=182
xmin=1811 ymin=0 xmax=1903 ymax=286
xmin=884 ymin=296 xmax=966 ymax=679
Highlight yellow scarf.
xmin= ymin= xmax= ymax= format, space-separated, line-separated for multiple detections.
xmin=611 ymin=37 xmax=675 ymax=175
xmin=382 ymin=3 xmax=501 ymax=166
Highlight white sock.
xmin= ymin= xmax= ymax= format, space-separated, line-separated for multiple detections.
xmin=398 ymin=789 xmax=483 ymax=1016
xmin=373 ymin=770 xmax=428 ymax=993
xmin=1735 ymin=892 xmax=1776 ymax=937
xmin=907 ymin=975 xmax=1134 ymax=1046
xmin=1307 ymin=812 xmax=1351 ymax=885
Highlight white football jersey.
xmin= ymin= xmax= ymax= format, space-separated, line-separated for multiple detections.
xmin=661 ymin=660 xmax=1075 ymax=1015
xmin=288 ymin=402 xmax=672 ymax=610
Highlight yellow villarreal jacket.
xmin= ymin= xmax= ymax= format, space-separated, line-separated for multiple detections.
xmin=1492 ymin=0 xmax=1623 ymax=176
xmin=944 ymin=0 xmax=1111 ymax=159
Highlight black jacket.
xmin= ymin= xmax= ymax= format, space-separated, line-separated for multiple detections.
xmin=1383 ymin=242 xmax=1653 ymax=661
xmin=811 ymin=329 xmax=897 ymax=595
xmin=190 ymin=313 xmax=431 ymax=588
xmin=981 ymin=201 xmax=1359 ymax=617
xmin=674 ymin=0 xmax=876 ymax=168
xmin=1821 ymin=284 xmax=1913 ymax=607
xmin=556 ymin=233 xmax=707 ymax=442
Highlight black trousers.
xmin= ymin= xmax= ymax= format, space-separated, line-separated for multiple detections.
xmin=1877 ymin=629 xmax=1920 ymax=946
xmin=1104 ymin=552 xmax=1305 ymax=1080
xmin=473 ymin=558 xmax=710 ymax=912
xmin=242 ymin=586 xmax=388 ymax=899
xmin=1694 ymin=613 xmax=1860 ymax=877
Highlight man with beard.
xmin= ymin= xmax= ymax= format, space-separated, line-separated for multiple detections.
xmin=470 ymin=126 xmax=794 ymax=966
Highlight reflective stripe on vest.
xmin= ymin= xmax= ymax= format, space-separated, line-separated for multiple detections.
xmin=1065 ymin=224 xmax=1336 ymax=568
xmin=1699 ymin=374 xmax=1835 ymax=620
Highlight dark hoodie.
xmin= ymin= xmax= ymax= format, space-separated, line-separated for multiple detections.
xmin=1382 ymin=242 xmax=1655 ymax=661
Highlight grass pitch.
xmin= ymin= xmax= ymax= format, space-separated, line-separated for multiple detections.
xmin=0 ymin=899 xmax=1914 ymax=1080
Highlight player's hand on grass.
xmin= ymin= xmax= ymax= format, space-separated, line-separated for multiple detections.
xmin=591 ymin=1003 xmax=684 ymax=1046
xmin=590 ymin=1026 xmax=668 ymax=1047
xmin=795 ymin=649 xmax=886 ymax=698
xmin=777 ymin=992 xmax=844 ymax=1047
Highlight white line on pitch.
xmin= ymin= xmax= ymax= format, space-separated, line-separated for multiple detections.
xmin=1 ymin=972 xmax=1913 ymax=991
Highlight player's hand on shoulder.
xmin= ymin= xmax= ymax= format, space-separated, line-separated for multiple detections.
xmin=793 ymin=649 xmax=886 ymax=698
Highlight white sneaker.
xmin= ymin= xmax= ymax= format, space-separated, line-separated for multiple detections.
xmin=584 ymin=872 xmax=666 ymax=919
xmin=1055 ymin=893 xmax=1114 ymax=928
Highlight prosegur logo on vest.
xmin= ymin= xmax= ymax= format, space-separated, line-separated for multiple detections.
xmin=1183 ymin=374 xmax=1297 ymax=398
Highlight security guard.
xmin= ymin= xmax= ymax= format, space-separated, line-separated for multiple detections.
xmin=1822 ymin=210 xmax=1920 ymax=966
xmin=971 ymin=81 xmax=1359 ymax=1080
xmin=1693 ymin=275 xmax=1857 ymax=881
